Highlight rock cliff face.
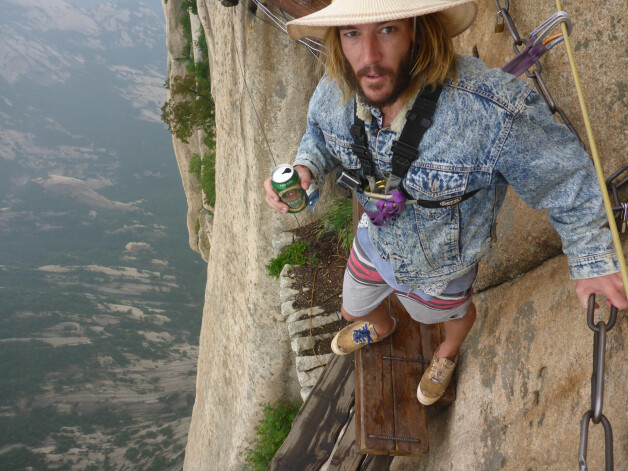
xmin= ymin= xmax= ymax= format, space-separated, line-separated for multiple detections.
xmin=164 ymin=0 xmax=627 ymax=469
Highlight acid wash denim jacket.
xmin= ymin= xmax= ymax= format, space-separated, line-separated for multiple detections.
xmin=292 ymin=55 xmax=618 ymax=287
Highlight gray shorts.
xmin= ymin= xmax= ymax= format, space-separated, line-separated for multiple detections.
xmin=342 ymin=234 xmax=475 ymax=324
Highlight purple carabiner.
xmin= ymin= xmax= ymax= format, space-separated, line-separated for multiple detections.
xmin=365 ymin=189 xmax=406 ymax=227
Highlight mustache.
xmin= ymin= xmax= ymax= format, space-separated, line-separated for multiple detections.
xmin=356 ymin=65 xmax=392 ymax=78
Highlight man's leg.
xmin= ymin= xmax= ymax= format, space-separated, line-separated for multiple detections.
xmin=340 ymin=301 xmax=396 ymax=337
xmin=416 ymin=302 xmax=476 ymax=405
xmin=437 ymin=302 xmax=476 ymax=361
xmin=331 ymin=234 xmax=398 ymax=355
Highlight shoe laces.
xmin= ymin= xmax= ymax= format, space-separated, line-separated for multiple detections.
xmin=427 ymin=358 xmax=451 ymax=385
xmin=352 ymin=324 xmax=374 ymax=345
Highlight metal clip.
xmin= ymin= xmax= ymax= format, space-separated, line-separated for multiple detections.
xmin=586 ymin=294 xmax=618 ymax=333
xmin=530 ymin=11 xmax=572 ymax=48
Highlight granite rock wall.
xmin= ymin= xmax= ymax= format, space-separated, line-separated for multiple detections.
xmin=165 ymin=0 xmax=628 ymax=469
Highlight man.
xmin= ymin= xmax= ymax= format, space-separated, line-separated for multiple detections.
xmin=264 ymin=0 xmax=627 ymax=405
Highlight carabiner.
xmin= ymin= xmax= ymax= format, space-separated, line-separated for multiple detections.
xmin=542 ymin=32 xmax=565 ymax=51
xmin=530 ymin=11 xmax=572 ymax=47
xmin=364 ymin=190 xmax=393 ymax=201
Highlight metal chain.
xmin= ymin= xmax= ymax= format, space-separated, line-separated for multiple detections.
xmin=494 ymin=7 xmax=618 ymax=468
xmin=579 ymin=295 xmax=617 ymax=470
xmin=494 ymin=0 xmax=583 ymax=145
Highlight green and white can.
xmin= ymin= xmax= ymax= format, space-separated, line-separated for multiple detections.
xmin=271 ymin=164 xmax=308 ymax=213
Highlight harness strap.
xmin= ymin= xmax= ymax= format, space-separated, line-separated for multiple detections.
xmin=391 ymin=85 xmax=442 ymax=179
xmin=350 ymin=105 xmax=375 ymax=177
xmin=412 ymin=188 xmax=481 ymax=208
xmin=351 ymin=86 xmax=443 ymax=180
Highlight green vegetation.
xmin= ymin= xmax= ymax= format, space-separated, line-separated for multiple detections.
xmin=124 ymin=447 xmax=140 ymax=463
xmin=316 ymin=197 xmax=354 ymax=253
xmin=161 ymin=75 xmax=214 ymax=144
xmin=189 ymin=151 xmax=216 ymax=207
xmin=161 ymin=1 xmax=217 ymax=212
xmin=266 ymin=241 xmax=317 ymax=279
xmin=0 ymin=341 xmax=95 ymax=404
xmin=113 ymin=430 xmax=131 ymax=447
xmin=242 ymin=400 xmax=301 ymax=471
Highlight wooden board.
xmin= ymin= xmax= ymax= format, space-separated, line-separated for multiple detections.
xmin=268 ymin=353 xmax=355 ymax=471
xmin=325 ymin=410 xmax=364 ymax=471
xmin=355 ymin=297 xmax=455 ymax=457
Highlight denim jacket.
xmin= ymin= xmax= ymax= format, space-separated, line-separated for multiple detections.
xmin=293 ymin=55 xmax=618 ymax=286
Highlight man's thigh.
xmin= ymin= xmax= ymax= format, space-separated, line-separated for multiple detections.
xmin=342 ymin=239 xmax=393 ymax=317
xmin=395 ymin=289 xmax=474 ymax=324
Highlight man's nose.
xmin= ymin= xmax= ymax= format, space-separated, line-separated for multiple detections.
xmin=361 ymin=34 xmax=382 ymax=65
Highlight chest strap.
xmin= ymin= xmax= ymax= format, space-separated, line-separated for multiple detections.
xmin=349 ymin=109 xmax=375 ymax=177
xmin=413 ymin=188 xmax=481 ymax=208
xmin=350 ymin=85 xmax=443 ymax=181
xmin=392 ymin=85 xmax=442 ymax=179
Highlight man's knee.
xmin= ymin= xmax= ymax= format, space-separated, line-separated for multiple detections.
xmin=465 ymin=302 xmax=477 ymax=321
xmin=341 ymin=305 xmax=357 ymax=321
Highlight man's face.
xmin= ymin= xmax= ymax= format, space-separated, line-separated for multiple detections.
xmin=339 ymin=19 xmax=414 ymax=109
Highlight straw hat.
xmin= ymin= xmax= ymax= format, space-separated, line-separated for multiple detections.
xmin=286 ymin=0 xmax=477 ymax=41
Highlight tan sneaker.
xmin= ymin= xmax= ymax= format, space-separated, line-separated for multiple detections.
xmin=330 ymin=319 xmax=397 ymax=355
xmin=417 ymin=351 xmax=457 ymax=405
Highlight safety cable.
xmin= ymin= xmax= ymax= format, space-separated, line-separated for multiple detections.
xmin=308 ymin=262 xmax=325 ymax=368
xmin=248 ymin=0 xmax=326 ymax=58
xmin=231 ymin=15 xmax=303 ymax=230
xmin=554 ymin=0 xmax=628 ymax=301
xmin=551 ymin=4 xmax=626 ymax=470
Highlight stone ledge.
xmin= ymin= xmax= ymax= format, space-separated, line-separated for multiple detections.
xmin=291 ymin=334 xmax=333 ymax=355
xmin=278 ymin=260 xmax=340 ymax=401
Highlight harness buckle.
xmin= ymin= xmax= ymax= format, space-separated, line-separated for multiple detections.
xmin=391 ymin=140 xmax=418 ymax=162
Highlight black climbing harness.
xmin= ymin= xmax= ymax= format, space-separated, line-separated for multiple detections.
xmin=344 ymin=85 xmax=480 ymax=226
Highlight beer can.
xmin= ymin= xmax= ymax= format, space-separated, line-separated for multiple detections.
xmin=271 ymin=164 xmax=308 ymax=213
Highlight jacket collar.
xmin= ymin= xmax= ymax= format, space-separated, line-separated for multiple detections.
xmin=355 ymin=88 xmax=421 ymax=134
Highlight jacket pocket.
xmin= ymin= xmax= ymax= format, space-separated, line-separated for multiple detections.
xmin=412 ymin=204 xmax=461 ymax=271
xmin=406 ymin=166 xmax=468 ymax=270
xmin=323 ymin=133 xmax=362 ymax=171
xmin=404 ymin=165 xmax=469 ymax=205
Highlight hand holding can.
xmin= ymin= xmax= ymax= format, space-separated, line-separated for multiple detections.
xmin=269 ymin=164 xmax=309 ymax=213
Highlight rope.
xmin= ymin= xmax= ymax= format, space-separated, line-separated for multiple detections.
xmin=231 ymin=16 xmax=303 ymax=230
xmin=555 ymin=0 xmax=628 ymax=300
xmin=247 ymin=0 xmax=326 ymax=59
xmin=309 ymin=262 xmax=325 ymax=368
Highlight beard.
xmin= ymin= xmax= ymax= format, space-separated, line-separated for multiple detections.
xmin=346 ymin=55 xmax=413 ymax=109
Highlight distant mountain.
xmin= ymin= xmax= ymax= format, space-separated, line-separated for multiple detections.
xmin=0 ymin=1 xmax=204 ymax=469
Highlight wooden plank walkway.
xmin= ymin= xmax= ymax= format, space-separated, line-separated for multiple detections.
xmin=268 ymin=353 xmax=356 ymax=471
xmin=269 ymin=300 xmax=454 ymax=468
xmin=355 ymin=296 xmax=454 ymax=457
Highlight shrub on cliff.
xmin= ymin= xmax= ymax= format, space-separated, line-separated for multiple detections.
xmin=242 ymin=400 xmax=301 ymax=471
xmin=266 ymin=241 xmax=317 ymax=279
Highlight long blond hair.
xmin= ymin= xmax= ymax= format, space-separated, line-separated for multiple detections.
xmin=322 ymin=13 xmax=457 ymax=103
